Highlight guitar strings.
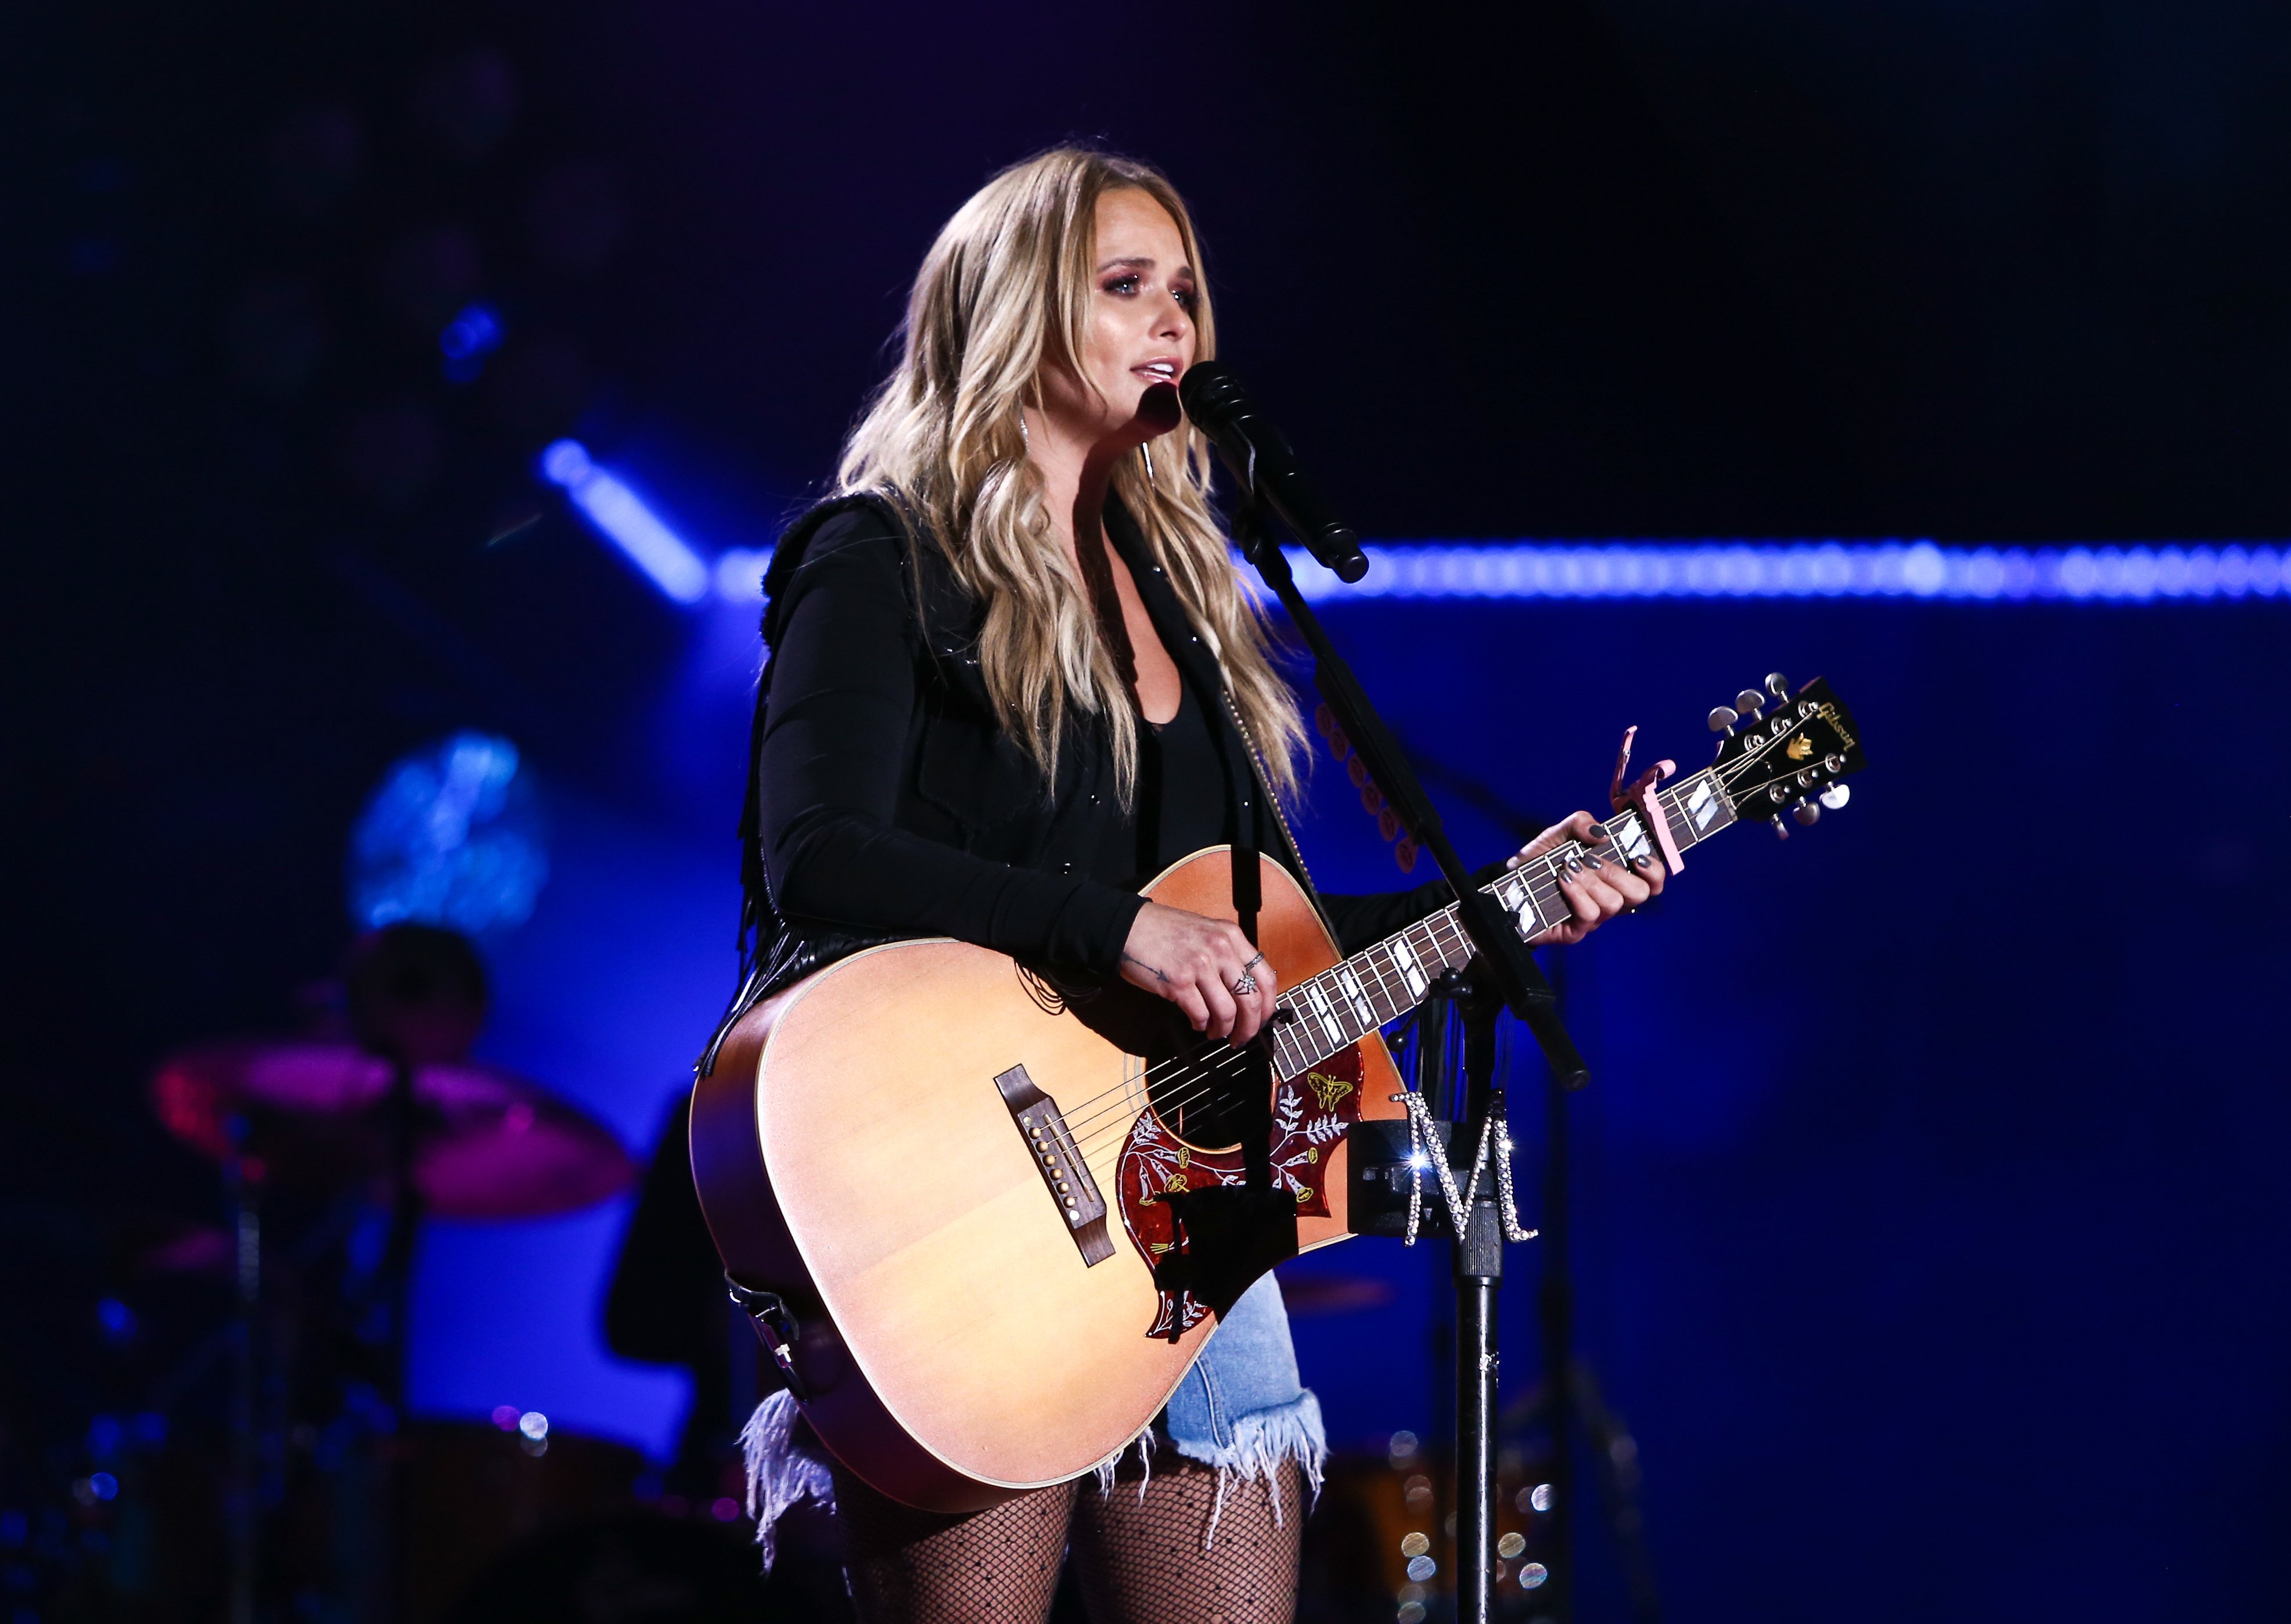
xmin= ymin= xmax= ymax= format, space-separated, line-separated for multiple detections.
xmin=1061 ymin=901 xmax=1497 ymax=1159
xmin=1053 ymin=791 xmax=1693 ymax=1151
xmin=1069 ymin=910 xmax=1577 ymax=1158
xmin=1056 ymin=757 xmax=1778 ymax=1156
xmin=1056 ymin=806 xmax=1648 ymax=1146
xmin=1068 ymin=911 xmax=1486 ymax=1155
xmin=1048 ymin=901 xmax=1476 ymax=1146
xmin=1064 ymin=766 xmax=1805 ymax=1171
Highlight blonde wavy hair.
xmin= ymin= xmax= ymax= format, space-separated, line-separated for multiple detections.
xmin=836 ymin=146 xmax=1305 ymax=807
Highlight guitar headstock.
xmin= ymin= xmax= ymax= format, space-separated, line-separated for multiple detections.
xmin=1707 ymin=673 xmax=1867 ymax=831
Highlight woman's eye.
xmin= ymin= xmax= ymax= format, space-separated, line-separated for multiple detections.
xmin=1106 ymin=275 xmax=1139 ymax=296
xmin=1173 ymin=286 xmax=1197 ymax=309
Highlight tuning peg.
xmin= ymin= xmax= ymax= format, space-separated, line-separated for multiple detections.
xmin=1707 ymin=705 xmax=1738 ymax=734
xmin=1819 ymin=783 xmax=1851 ymax=811
xmin=1770 ymin=816 xmax=1790 ymax=840
xmin=1765 ymin=672 xmax=1790 ymax=701
xmin=1792 ymin=800 xmax=1821 ymax=827
xmin=1735 ymin=688 xmax=1767 ymax=720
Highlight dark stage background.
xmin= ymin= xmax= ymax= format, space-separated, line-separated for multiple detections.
xmin=5 ymin=2 xmax=2289 ymax=1621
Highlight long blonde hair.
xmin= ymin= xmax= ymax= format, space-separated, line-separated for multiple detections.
xmin=836 ymin=146 xmax=1305 ymax=806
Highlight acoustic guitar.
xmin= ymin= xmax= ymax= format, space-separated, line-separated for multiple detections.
xmin=690 ymin=676 xmax=1866 ymax=1511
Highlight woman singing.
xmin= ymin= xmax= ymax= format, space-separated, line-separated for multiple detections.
xmin=724 ymin=146 xmax=1663 ymax=1623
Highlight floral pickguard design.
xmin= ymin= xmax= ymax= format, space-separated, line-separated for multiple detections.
xmin=1114 ymin=1043 xmax=1367 ymax=1339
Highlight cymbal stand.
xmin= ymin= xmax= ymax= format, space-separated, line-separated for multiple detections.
xmin=1395 ymin=966 xmax=1661 ymax=1623
xmin=224 ymin=1114 xmax=261 ymax=1624
xmin=1509 ymin=948 xmax=1662 ymax=1624
xmin=378 ymin=1056 xmax=423 ymax=1624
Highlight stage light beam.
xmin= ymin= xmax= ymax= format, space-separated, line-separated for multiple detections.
xmin=713 ymin=546 xmax=771 ymax=604
xmin=540 ymin=440 xmax=711 ymax=605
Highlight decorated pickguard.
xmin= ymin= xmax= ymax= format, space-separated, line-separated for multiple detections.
xmin=1114 ymin=1043 xmax=1367 ymax=1338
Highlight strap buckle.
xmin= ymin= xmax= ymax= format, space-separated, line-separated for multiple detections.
xmin=725 ymin=1276 xmax=811 ymax=1405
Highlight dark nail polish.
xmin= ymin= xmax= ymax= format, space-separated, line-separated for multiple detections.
xmin=1585 ymin=855 xmax=1604 ymax=870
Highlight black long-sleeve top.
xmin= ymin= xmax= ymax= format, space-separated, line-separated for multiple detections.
xmin=746 ymin=496 xmax=1455 ymax=994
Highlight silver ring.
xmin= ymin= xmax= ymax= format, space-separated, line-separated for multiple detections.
xmin=1241 ymin=950 xmax=1266 ymax=971
xmin=1232 ymin=972 xmax=1259 ymax=996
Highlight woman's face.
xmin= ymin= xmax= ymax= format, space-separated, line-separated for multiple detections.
xmin=1040 ymin=188 xmax=1199 ymax=442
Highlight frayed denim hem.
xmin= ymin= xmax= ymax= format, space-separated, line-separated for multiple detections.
xmin=740 ymin=1390 xmax=833 ymax=1571
xmin=1092 ymin=1424 xmax=1157 ymax=1499
xmin=742 ymin=1385 xmax=1328 ymax=1558
xmin=1168 ymin=1389 xmax=1328 ymax=1547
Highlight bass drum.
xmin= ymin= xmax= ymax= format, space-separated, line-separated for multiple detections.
xmin=441 ymin=1517 xmax=767 ymax=1624
xmin=441 ymin=1512 xmax=859 ymax=1624
xmin=401 ymin=1421 xmax=648 ymax=1620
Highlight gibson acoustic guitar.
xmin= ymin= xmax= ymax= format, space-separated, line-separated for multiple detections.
xmin=691 ymin=675 xmax=1866 ymax=1511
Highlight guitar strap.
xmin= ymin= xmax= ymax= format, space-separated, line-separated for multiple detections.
xmin=1105 ymin=501 xmax=1297 ymax=1306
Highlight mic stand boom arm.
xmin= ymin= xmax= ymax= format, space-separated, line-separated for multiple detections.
xmin=1232 ymin=504 xmax=1591 ymax=1089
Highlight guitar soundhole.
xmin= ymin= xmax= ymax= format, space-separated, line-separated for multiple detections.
xmin=1143 ymin=1045 xmax=1251 ymax=1153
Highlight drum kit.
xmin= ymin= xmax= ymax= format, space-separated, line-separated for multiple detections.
xmin=118 ymin=924 xmax=650 ymax=1622
xmin=60 ymin=920 xmax=1630 ymax=1623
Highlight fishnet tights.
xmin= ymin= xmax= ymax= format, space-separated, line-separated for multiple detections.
xmin=832 ymin=1464 xmax=1073 ymax=1624
xmin=832 ymin=1457 xmax=1303 ymax=1624
xmin=1070 ymin=1456 xmax=1304 ymax=1624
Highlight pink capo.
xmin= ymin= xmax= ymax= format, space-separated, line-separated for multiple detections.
xmin=1610 ymin=725 xmax=1684 ymax=876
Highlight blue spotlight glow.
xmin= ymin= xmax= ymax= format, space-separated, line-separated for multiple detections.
xmin=713 ymin=546 xmax=771 ymax=604
xmin=439 ymin=302 xmax=503 ymax=383
xmin=1281 ymin=541 xmax=2285 ymax=602
xmin=540 ymin=441 xmax=712 ymax=604
xmin=348 ymin=731 xmax=549 ymax=936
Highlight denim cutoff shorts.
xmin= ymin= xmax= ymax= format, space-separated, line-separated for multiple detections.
xmin=743 ymin=1272 xmax=1326 ymax=1564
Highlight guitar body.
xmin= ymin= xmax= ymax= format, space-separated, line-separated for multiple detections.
xmin=689 ymin=848 xmax=1404 ymax=1512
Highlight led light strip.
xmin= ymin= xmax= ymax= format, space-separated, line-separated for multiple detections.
xmin=573 ymin=484 xmax=2288 ymax=610
xmin=1276 ymin=541 xmax=2286 ymax=603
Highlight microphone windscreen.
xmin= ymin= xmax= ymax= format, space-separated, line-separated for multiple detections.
xmin=1177 ymin=361 xmax=1246 ymax=430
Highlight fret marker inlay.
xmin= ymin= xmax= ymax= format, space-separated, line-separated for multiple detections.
xmin=1392 ymin=939 xmax=1426 ymax=998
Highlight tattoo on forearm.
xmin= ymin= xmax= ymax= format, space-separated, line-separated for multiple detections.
xmin=1121 ymin=951 xmax=1170 ymax=984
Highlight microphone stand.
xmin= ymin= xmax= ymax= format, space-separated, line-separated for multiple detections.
xmin=1231 ymin=498 xmax=1589 ymax=1623
xmin=1229 ymin=504 xmax=1587 ymax=1088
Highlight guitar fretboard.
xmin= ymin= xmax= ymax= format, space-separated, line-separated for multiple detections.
xmin=1265 ymin=768 xmax=1738 ymax=1082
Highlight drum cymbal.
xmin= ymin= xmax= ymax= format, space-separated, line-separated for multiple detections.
xmin=153 ymin=1041 xmax=634 ymax=1220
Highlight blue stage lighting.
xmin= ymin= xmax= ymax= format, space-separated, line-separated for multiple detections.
xmin=439 ymin=303 xmax=502 ymax=359
xmin=439 ymin=302 xmax=503 ymax=383
xmin=347 ymin=731 xmax=549 ymax=936
xmin=713 ymin=545 xmax=771 ymax=604
xmin=540 ymin=440 xmax=712 ymax=605
xmin=1282 ymin=541 xmax=2286 ymax=603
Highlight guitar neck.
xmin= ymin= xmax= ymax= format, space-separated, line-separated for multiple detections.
xmin=1266 ymin=768 xmax=1739 ymax=1082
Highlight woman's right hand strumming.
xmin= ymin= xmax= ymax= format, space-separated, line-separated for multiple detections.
xmin=1118 ymin=901 xmax=1282 ymax=1045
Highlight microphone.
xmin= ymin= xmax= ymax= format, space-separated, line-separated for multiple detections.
xmin=1178 ymin=361 xmax=1369 ymax=583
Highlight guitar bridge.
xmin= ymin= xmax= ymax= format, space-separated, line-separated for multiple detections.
xmin=995 ymin=1065 xmax=1115 ymax=1266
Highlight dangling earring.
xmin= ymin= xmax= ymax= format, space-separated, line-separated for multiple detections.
xmin=1141 ymin=442 xmax=1157 ymax=483
xmin=1019 ymin=411 xmax=1030 ymax=447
